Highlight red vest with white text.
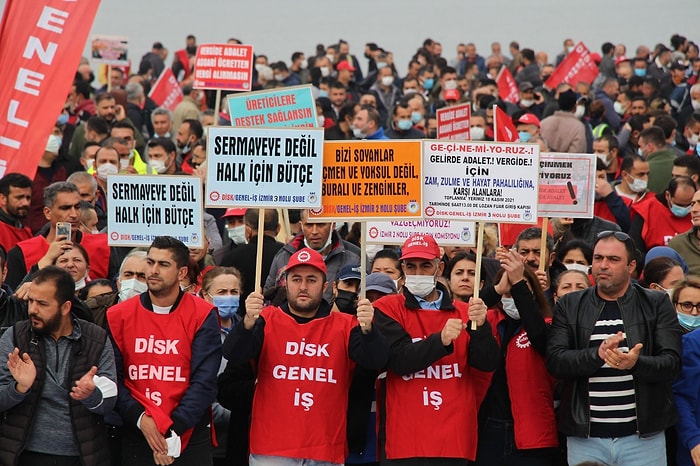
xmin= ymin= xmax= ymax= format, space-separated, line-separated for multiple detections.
xmin=107 ymin=293 xmax=213 ymax=450
xmin=632 ymin=197 xmax=692 ymax=249
xmin=16 ymin=233 xmax=110 ymax=279
xmin=378 ymin=295 xmax=481 ymax=460
xmin=250 ymin=306 xmax=357 ymax=464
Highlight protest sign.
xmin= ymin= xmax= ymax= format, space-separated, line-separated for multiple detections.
xmin=538 ymin=152 xmax=596 ymax=218
xmin=545 ymin=42 xmax=599 ymax=89
xmin=91 ymin=35 xmax=128 ymax=66
xmin=496 ymin=67 xmax=520 ymax=104
xmin=193 ymin=43 xmax=253 ymax=91
xmin=205 ymin=126 xmax=323 ymax=208
xmin=436 ymin=103 xmax=471 ymax=140
xmin=308 ymin=140 xmax=422 ymax=221
xmin=0 ymin=0 xmax=101 ymax=178
xmin=227 ymin=85 xmax=317 ymax=128
xmin=366 ymin=219 xmax=476 ymax=246
xmin=148 ymin=68 xmax=183 ymax=112
xmin=107 ymin=175 xmax=203 ymax=247
xmin=422 ymin=140 xmax=540 ymax=223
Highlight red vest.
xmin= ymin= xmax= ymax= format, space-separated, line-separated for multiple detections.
xmin=175 ymin=49 xmax=192 ymax=79
xmin=16 ymin=233 xmax=110 ymax=279
xmin=107 ymin=293 xmax=213 ymax=450
xmin=250 ymin=307 xmax=357 ymax=464
xmin=632 ymin=197 xmax=692 ymax=249
xmin=0 ymin=221 xmax=32 ymax=255
xmin=378 ymin=295 xmax=482 ymax=460
xmin=485 ymin=310 xmax=558 ymax=450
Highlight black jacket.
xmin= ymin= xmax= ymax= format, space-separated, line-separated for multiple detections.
xmin=547 ymin=283 xmax=682 ymax=437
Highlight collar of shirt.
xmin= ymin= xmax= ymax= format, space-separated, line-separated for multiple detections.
xmin=415 ymin=290 xmax=443 ymax=310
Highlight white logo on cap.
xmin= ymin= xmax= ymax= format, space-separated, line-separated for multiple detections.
xmin=297 ymin=250 xmax=312 ymax=262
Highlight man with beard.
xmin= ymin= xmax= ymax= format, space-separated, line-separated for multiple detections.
xmin=108 ymin=236 xmax=220 ymax=465
xmin=0 ymin=266 xmax=117 ymax=465
xmin=223 ymin=247 xmax=388 ymax=465
xmin=175 ymin=119 xmax=203 ymax=173
xmin=0 ymin=173 xmax=33 ymax=254
xmin=172 ymin=35 xmax=198 ymax=83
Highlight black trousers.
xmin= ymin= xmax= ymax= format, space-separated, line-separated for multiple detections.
xmin=18 ymin=451 xmax=80 ymax=466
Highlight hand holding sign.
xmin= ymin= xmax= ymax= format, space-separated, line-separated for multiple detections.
xmin=356 ymin=298 xmax=373 ymax=333
xmin=244 ymin=289 xmax=264 ymax=330
xmin=467 ymin=297 xmax=487 ymax=328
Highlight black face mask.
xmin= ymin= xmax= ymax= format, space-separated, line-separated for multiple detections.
xmin=335 ymin=289 xmax=358 ymax=315
xmin=541 ymin=74 xmax=551 ymax=82
xmin=428 ymin=131 xmax=437 ymax=139
xmin=186 ymin=45 xmax=197 ymax=55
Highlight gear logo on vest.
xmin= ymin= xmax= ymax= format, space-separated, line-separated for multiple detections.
xmin=297 ymin=250 xmax=312 ymax=262
xmin=515 ymin=332 xmax=531 ymax=349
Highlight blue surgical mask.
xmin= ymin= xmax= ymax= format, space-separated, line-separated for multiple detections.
xmin=57 ymin=113 xmax=69 ymax=125
xmin=422 ymin=78 xmax=434 ymax=90
xmin=634 ymin=68 xmax=647 ymax=77
xmin=670 ymin=203 xmax=691 ymax=218
xmin=213 ymin=295 xmax=240 ymax=322
xmin=411 ymin=111 xmax=422 ymax=124
xmin=397 ymin=119 xmax=413 ymax=131
xmin=318 ymin=90 xmax=329 ymax=98
xmin=678 ymin=312 xmax=700 ymax=331
xmin=518 ymin=131 xmax=532 ymax=143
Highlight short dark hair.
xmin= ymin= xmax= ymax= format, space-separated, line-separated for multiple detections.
xmin=620 ymin=155 xmax=645 ymax=174
xmin=392 ymin=100 xmax=411 ymax=117
xmin=148 ymin=236 xmax=190 ymax=268
xmin=642 ymin=257 xmax=681 ymax=288
xmin=667 ymin=175 xmax=695 ymax=196
xmin=110 ymin=120 xmax=136 ymax=136
xmin=44 ymin=182 xmax=79 ymax=208
xmin=557 ymin=239 xmax=593 ymax=265
xmin=244 ymin=208 xmax=279 ymax=232
xmin=33 ymin=266 xmax=75 ymax=306
xmin=86 ymin=116 xmax=109 ymax=136
xmin=292 ymin=52 xmax=304 ymax=62
xmin=181 ymin=119 xmax=203 ymax=139
xmin=628 ymin=114 xmax=650 ymax=132
xmin=596 ymin=133 xmax=619 ymax=152
xmin=95 ymin=92 xmax=115 ymax=105
xmin=639 ymin=126 xmax=666 ymax=147
xmin=147 ymin=137 xmax=176 ymax=154
xmin=602 ymin=42 xmax=614 ymax=55
xmin=0 ymin=173 xmax=32 ymax=196
xmin=73 ymin=81 xmax=92 ymax=100
xmin=673 ymin=153 xmax=700 ymax=178
xmin=653 ymin=115 xmax=677 ymax=139
xmin=516 ymin=227 xmax=553 ymax=255
xmin=594 ymin=231 xmax=636 ymax=263
xmin=445 ymin=250 xmax=483 ymax=281
xmin=520 ymin=49 xmax=535 ymax=62
xmin=371 ymin=248 xmax=402 ymax=277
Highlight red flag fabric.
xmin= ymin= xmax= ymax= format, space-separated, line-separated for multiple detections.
xmin=498 ymin=218 xmax=554 ymax=248
xmin=496 ymin=67 xmax=519 ymax=103
xmin=493 ymin=105 xmax=519 ymax=142
xmin=0 ymin=0 xmax=100 ymax=178
xmin=544 ymin=42 xmax=599 ymax=89
xmin=148 ymin=68 xmax=184 ymax=112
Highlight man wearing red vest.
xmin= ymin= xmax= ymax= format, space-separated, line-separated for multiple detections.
xmin=108 ymin=236 xmax=221 ymax=465
xmin=373 ymin=234 xmax=499 ymax=465
xmin=223 ymin=247 xmax=389 ymax=465
xmin=5 ymin=182 xmax=115 ymax=290
xmin=172 ymin=35 xmax=197 ymax=83
xmin=0 ymin=173 xmax=33 ymax=255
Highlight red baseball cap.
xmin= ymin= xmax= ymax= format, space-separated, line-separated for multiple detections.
xmin=615 ymin=55 xmax=630 ymax=66
xmin=444 ymin=89 xmax=461 ymax=101
xmin=517 ymin=113 xmax=541 ymax=128
xmin=336 ymin=60 xmax=356 ymax=72
xmin=286 ymin=248 xmax=328 ymax=276
xmin=400 ymin=234 xmax=441 ymax=260
xmin=222 ymin=208 xmax=246 ymax=218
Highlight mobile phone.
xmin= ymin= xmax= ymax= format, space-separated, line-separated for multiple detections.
xmin=56 ymin=222 xmax=71 ymax=238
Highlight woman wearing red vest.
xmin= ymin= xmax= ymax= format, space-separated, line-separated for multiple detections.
xmin=473 ymin=249 xmax=558 ymax=466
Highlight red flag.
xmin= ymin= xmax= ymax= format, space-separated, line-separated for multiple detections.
xmin=496 ymin=66 xmax=519 ymax=103
xmin=498 ymin=218 xmax=554 ymax=248
xmin=148 ymin=68 xmax=184 ymax=112
xmin=0 ymin=0 xmax=101 ymax=178
xmin=493 ymin=105 xmax=519 ymax=142
xmin=544 ymin=41 xmax=599 ymax=89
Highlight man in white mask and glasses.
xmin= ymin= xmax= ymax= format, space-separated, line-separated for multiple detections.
xmin=373 ymin=233 xmax=499 ymax=465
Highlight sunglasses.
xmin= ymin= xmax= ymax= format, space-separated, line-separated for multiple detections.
xmin=597 ymin=230 xmax=631 ymax=242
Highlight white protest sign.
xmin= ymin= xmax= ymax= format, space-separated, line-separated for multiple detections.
xmin=538 ymin=152 xmax=596 ymax=218
xmin=366 ymin=219 xmax=477 ymax=246
xmin=91 ymin=35 xmax=129 ymax=66
xmin=205 ymin=126 xmax=323 ymax=208
xmin=107 ymin=175 xmax=203 ymax=247
xmin=422 ymin=140 xmax=540 ymax=223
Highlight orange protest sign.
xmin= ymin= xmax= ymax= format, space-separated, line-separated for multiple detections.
xmin=309 ymin=140 xmax=422 ymax=221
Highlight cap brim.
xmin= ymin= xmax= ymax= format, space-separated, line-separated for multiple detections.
xmin=366 ymin=285 xmax=394 ymax=294
xmin=400 ymin=252 xmax=439 ymax=260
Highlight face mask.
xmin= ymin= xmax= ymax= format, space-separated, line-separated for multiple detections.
xmin=300 ymin=59 xmax=308 ymax=70
xmin=692 ymin=100 xmax=700 ymax=111
xmin=353 ymin=126 xmax=366 ymax=139
xmin=404 ymin=274 xmax=436 ymax=298
xmin=57 ymin=113 xmax=69 ymax=125
xmin=97 ymin=163 xmax=118 ymax=181
xmin=274 ymin=73 xmax=285 ymax=81
xmin=411 ymin=111 xmax=422 ymax=124
xmin=119 ymin=158 xmax=130 ymax=171
xmin=404 ymin=89 xmax=417 ymax=96
xmin=678 ymin=312 xmax=700 ymax=331
xmin=637 ymin=147 xmax=644 ymax=157
xmin=470 ymin=127 xmax=485 ymax=141
xmin=119 ymin=278 xmax=148 ymax=302
xmin=334 ymin=289 xmax=358 ymax=315
xmin=85 ymin=159 xmax=95 ymax=171
xmin=597 ymin=153 xmax=612 ymax=167
xmin=325 ymin=54 xmax=335 ymax=63
xmin=381 ymin=76 xmax=395 ymax=87
xmin=317 ymin=115 xmax=325 ymax=127
xmin=518 ymin=131 xmax=532 ymax=143
xmin=397 ymin=119 xmax=413 ymax=131
xmin=186 ymin=45 xmax=197 ymax=55
xmin=320 ymin=66 xmax=330 ymax=77
xmin=566 ymin=263 xmax=590 ymax=274
xmin=304 ymin=232 xmax=333 ymax=252
xmin=688 ymin=134 xmax=700 ymax=147
xmin=520 ymin=99 xmax=534 ymax=107
xmin=227 ymin=225 xmax=247 ymax=244
xmin=150 ymin=159 xmax=169 ymax=174
xmin=427 ymin=131 xmax=437 ymax=139
xmin=422 ymin=78 xmax=434 ymax=90
xmin=376 ymin=62 xmax=388 ymax=70
xmin=670 ymin=203 xmax=691 ymax=217
xmin=575 ymin=105 xmax=586 ymax=118
xmin=393 ymin=279 xmax=401 ymax=291
xmin=541 ymin=74 xmax=551 ymax=82
xmin=318 ymin=90 xmax=329 ymax=98
xmin=613 ymin=101 xmax=625 ymax=115
xmin=75 ymin=275 xmax=87 ymax=291
xmin=627 ymin=176 xmax=647 ymax=193
xmin=634 ymin=68 xmax=647 ymax=77
xmin=213 ymin=295 xmax=240 ymax=321
xmin=501 ymin=297 xmax=520 ymax=320
xmin=444 ymin=79 xmax=458 ymax=90
xmin=567 ymin=45 xmax=575 ymax=54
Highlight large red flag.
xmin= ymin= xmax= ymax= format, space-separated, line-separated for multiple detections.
xmin=493 ymin=105 xmax=519 ymax=142
xmin=544 ymin=41 xmax=599 ymax=89
xmin=496 ymin=66 xmax=519 ymax=104
xmin=0 ymin=0 xmax=101 ymax=178
xmin=148 ymin=68 xmax=184 ymax=112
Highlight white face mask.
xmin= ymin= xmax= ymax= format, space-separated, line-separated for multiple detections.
xmin=574 ymin=105 xmax=586 ymax=118
xmin=597 ymin=153 xmax=612 ymax=167
xmin=565 ymin=263 xmax=590 ymax=274
xmin=627 ymin=176 xmax=647 ymax=193
xmin=119 ymin=278 xmax=148 ymax=302
xmin=96 ymin=163 xmax=118 ymax=181
xmin=85 ymin=159 xmax=95 ymax=171
xmin=227 ymin=225 xmax=247 ymax=244
xmin=75 ymin=275 xmax=88 ymax=291
xmin=352 ymin=126 xmax=366 ymax=139
xmin=692 ymin=100 xmax=700 ymax=111
xmin=444 ymin=79 xmax=458 ymax=90
xmin=300 ymin=59 xmax=308 ymax=70
xmin=520 ymin=99 xmax=534 ymax=107
xmin=688 ymin=134 xmax=700 ymax=147
xmin=150 ymin=159 xmax=169 ymax=174
xmin=381 ymin=76 xmax=395 ymax=87
xmin=317 ymin=115 xmax=325 ymax=127
xmin=470 ymin=127 xmax=485 ymax=141
xmin=119 ymin=158 xmax=130 ymax=171
xmin=613 ymin=101 xmax=625 ymax=115
xmin=320 ymin=66 xmax=330 ymax=77
xmin=304 ymin=232 xmax=333 ymax=253
xmin=501 ymin=297 xmax=520 ymax=320
xmin=404 ymin=274 xmax=436 ymax=298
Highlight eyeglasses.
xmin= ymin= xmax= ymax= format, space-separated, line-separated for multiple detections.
xmin=597 ymin=230 xmax=631 ymax=242
xmin=677 ymin=302 xmax=700 ymax=313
